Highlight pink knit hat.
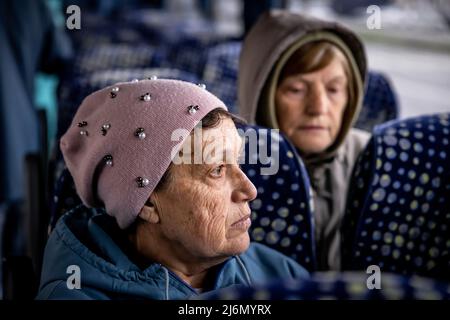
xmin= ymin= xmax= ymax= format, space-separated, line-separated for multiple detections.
xmin=60 ymin=79 xmax=227 ymax=229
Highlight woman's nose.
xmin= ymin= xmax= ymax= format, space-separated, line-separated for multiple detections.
xmin=232 ymin=168 xmax=257 ymax=202
xmin=306 ymin=86 xmax=328 ymax=115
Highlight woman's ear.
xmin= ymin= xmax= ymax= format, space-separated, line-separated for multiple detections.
xmin=138 ymin=198 xmax=160 ymax=224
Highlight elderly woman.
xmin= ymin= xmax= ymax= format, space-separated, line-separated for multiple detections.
xmin=238 ymin=11 xmax=371 ymax=270
xmin=37 ymin=79 xmax=309 ymax=300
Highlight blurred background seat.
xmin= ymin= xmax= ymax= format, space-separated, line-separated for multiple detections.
xmin=197 ymin=271 xmax=450 ymax=300
xmin=203 ymin=41 xmax=241 ymax=113
xmin=342 ymin=113 xmax=450 ymax=281
xmin=356 ymin=71 xmax=399 ymax=132
xmin=69 ymin=44 xmax=168 ymax=78
xmin=165 ymin=36 xmax=226 ymax=78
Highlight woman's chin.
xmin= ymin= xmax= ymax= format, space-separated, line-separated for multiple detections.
xmin=225 ymin=233 xmax=251 ymax=255
xmin=291 ymin=137 xmax=332 ymax=155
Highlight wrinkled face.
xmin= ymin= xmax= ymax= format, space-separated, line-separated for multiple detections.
xmin=152 ymin=118 xmax=257 ymax=261
xmin=275 ymin=58 xmax=348 ymax=155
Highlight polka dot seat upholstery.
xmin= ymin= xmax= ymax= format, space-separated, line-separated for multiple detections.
xmin=70 ymin=43 xmax=167 ymax=78
xmin=165 ymin=36 xmax=225 ymax=79
xmin=197 ymin=272 xmax=450 ymax=300
xmin=356 ymin=71 xmax=399 ymax=132
xmin=342 ymin=113 xmax=450 ymax=280
xmin=203 ymin=41 xmax=241 ymax=113
xmin=122 ymin=9 xmax=219 ymax=47
xmin=68 ymin=13 xmax=159 ymax=50
xmin=239 ymin=125 xmax=316 ymax=271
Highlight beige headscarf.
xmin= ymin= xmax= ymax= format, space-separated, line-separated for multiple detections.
xmin=238 ymin=10 xmax=367 ymax=163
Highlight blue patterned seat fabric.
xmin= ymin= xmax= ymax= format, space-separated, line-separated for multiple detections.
xmin=121 ymin=9 xmax=220 ymax=47
xmin=203 ymin=41 xmax=241 ymax=113
xmin=71 ymin=37 xmax=222 ymax=80
xmin=238 ymin=125 xmax=316 ymax=271
xmin=70 ymin=44 xmax=168 ymax=77
xmin=356 ymin=71 xmax=399 ymax=132
xmin=342 ymin=113 xmax=450 ymax=281
xmin=164 ymin=36 xmax=227 ymax=79
xmin=196 ymin=271 xmax=450 ymax=300
xmin=67 ymin=11 xmax=165 ymax=50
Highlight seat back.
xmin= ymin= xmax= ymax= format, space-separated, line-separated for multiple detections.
xmin=165 ymin=36 xmax=223 ymax=78
xmin=342 ymin=113 xmax=450 ymax=280
xmin=203 ymin=41 xmax=241 ymax=113
xmin=356 ymin=71 xmax=399 ymax=132
xmin=240 ymin=125 xmax=316 ymax=271
xmin=70 ymin=43 xmax=167 ymax=78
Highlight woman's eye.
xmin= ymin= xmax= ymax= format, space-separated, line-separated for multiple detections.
xmin=327 ymin=87 xmax=339 ymax=94
xmin=210 ymin=165 xmax=225 ymax=178
xmin=287 ymin=87 xmax=305 ymax=94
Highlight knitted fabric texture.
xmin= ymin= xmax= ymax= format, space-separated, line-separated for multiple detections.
xmin=60 ymin=79 xmax=227 ymax=228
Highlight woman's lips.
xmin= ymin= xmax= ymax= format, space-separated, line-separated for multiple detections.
xmin=298 ymin=125 xmax=326 ymax=131
xmin=231 ymin=214 xmax=251 ymax=230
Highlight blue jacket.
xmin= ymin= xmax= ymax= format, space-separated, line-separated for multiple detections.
xmin=37 ymin=205 xmax=309 ymax=300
